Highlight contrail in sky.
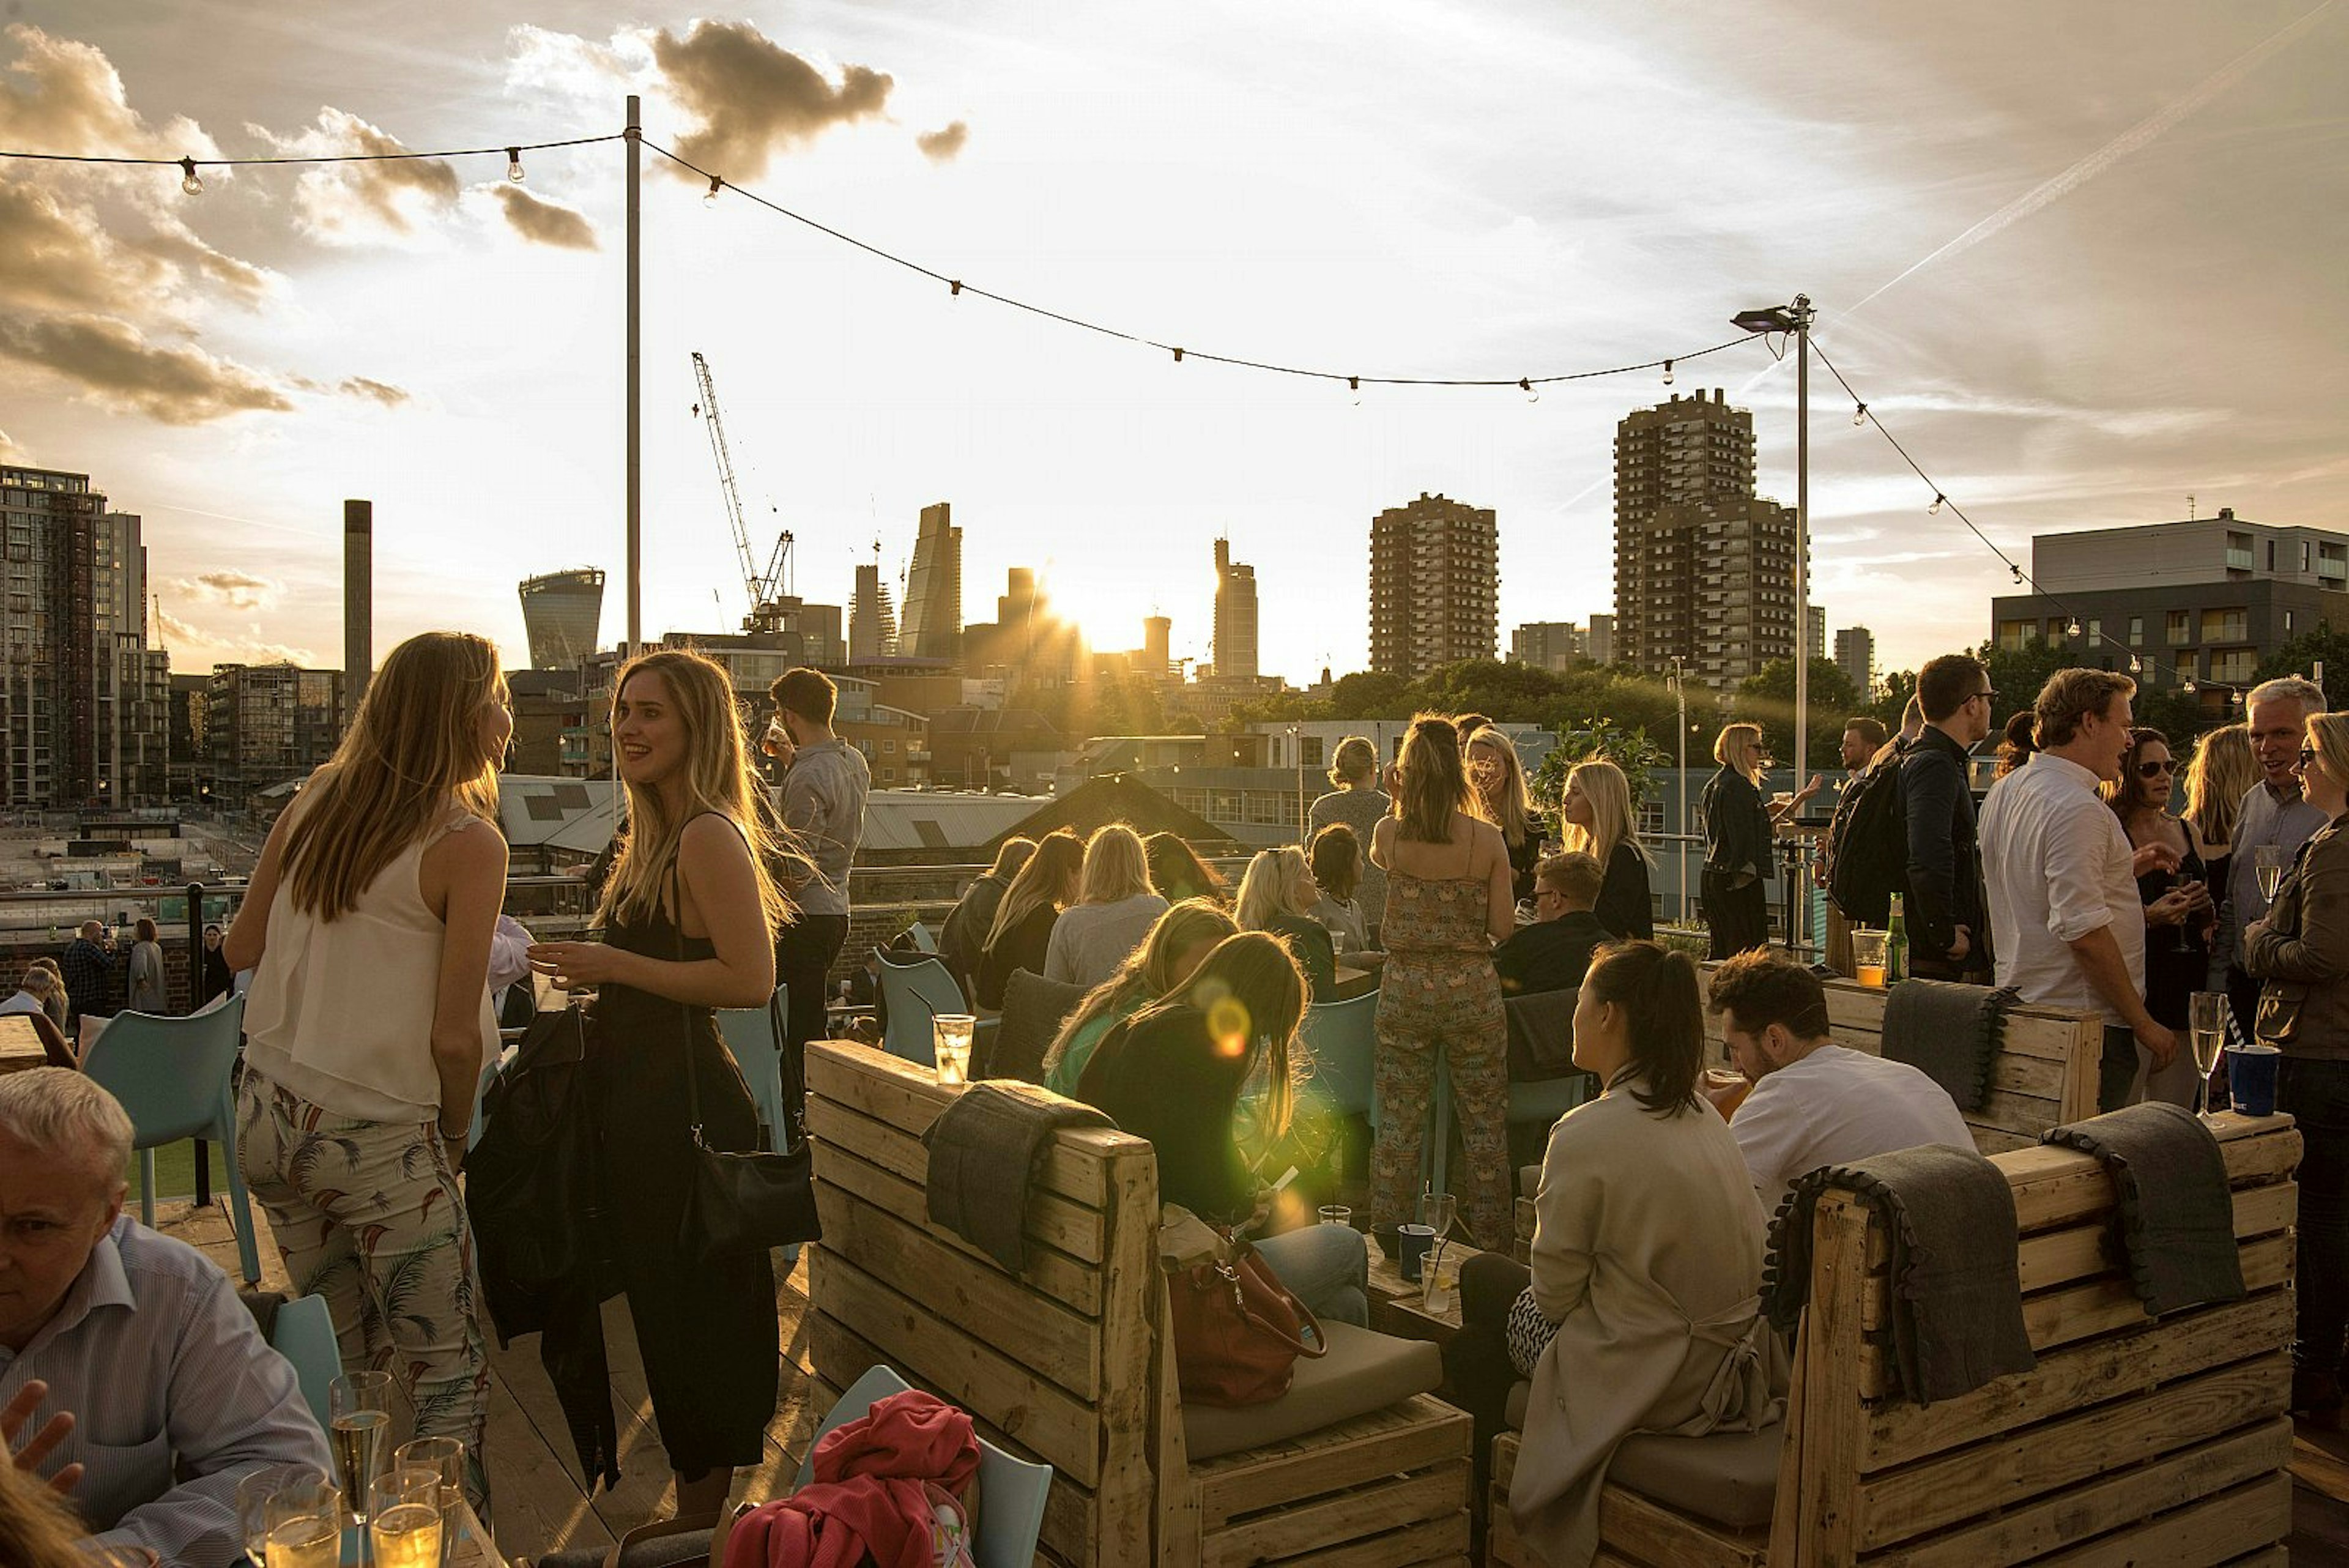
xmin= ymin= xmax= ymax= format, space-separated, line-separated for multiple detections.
xmin=1846 ymin=0 xmax=2337 ymax=314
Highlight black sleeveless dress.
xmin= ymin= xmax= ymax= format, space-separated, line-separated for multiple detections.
xmin=593 ymin=902 xmax=777 ymax=1476
xmin=2137 ymin=839 xmax=2210 ymax=1031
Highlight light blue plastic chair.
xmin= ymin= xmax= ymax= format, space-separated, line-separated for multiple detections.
xmin=904 ymin=923 xmax=940 ymax=954
xmin=1299 ymin=989 xmax=1381 ymax=1128
xmin=877 ymin=955 xmax=970 ymax=1067
xmin=270 ymin=1292 xmax=338 ymax=1430
xmin=715 ymin=986 xmax=790 ymax=1151
xmin=799 ymin=1364 xmax=1052 ymax=1568
xmin=82 ymin=994 xmax=260 ymax=1284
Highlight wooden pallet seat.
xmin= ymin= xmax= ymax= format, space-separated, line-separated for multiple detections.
xmin=1184 ymin=1321 xmax=1442 ymax=1462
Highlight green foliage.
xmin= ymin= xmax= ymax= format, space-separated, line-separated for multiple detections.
xmin=2257 ymin=622 xmax=2349 ymax=711
xmin=1732 ymin=657 xmax=1863 ymax=769
xmin=1532 ymin=721 xmax=1669 ymax=813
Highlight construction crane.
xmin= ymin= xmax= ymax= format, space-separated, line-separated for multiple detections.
xmin=688 ymin=350 xmax=794 ymax=634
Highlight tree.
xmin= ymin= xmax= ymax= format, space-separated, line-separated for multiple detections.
xmin=1532 ymin=720 xmax=1669 ymax=814
xmin=1732 ymin=658 xmax=1862 ymax=770
xmin=2256 ymin=622 xmax=2349 ymax=710
xmin=1326 ymin=671 xmax=1410 ymax=719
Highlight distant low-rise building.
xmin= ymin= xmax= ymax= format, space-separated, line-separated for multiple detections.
xmin=1510 ymin=622 xmax=1585 ymax=672
xmin=209 ymin=663 xmax=344 ymax=804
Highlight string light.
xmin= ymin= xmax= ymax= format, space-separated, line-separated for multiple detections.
xmin=1851 ymin=402 xmax=1869 ymax=426
xmin=179 ymin=157 xmax=202 ymax=196
xmin=1929 ymin=493 xmax=1944 ymax=515
xmin=2011 ymin=563 xmax=2024 ymax=583
xmin=2130 ymin=655 xmax=2144 ymax=674
xmin=703 ymin=175 xmax=722 ymax=207
xmin=1661 ymin=359 xmax=1675 ymax=387
xmin=506 ymin=147 xmax=525 ymax=183
xmin=2067 ymin=618 xmax=2082 ymax=636
xmin=7 ymin=132 xmax=622 ymax=171
xmin=1520 ymin=377 xmax=1538 ymax=404
xmin=1348 ymin=375 xmax=1361 ymax=407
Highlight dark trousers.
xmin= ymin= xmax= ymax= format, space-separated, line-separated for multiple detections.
xmin=2228 ymin=964 xmax=2264 ymax=1042
xmin=2279 ymin=1058 xmax=2349 ymax=1378
xmin=1447 ymin=1251 xmax=1535 ymax=1550
xmin=2099 ymin=1024 xmax=2140 ymax=1113
xmin=1702 ymin=871 xmax=1770 ymax=959
xmin=775 ymin=913 xmax=850 ymax=1059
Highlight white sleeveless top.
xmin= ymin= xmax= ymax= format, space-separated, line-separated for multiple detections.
xmin=243 ymin=802 xmax=498 ymax=1123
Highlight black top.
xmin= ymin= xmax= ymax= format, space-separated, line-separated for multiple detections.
xmin=1898 ymin=726 xmax=1991 ymax=964
xmin=1594 ymin=841 xmax=1654 ymax=941
xmin=1493 ymin=910 xmax=1614 ymax=998
xmin=1702 ymin=767 xmax=1773 ymax=878
xmin=1265 ymin=912 xmax=1337 ymax=1000
xmin=1503 ymin=829 xmax=1543 ymax=905
xmin=1081 ymin=1004 xmax=1254 ymax=1224
xmin=2137 ymin=834 xmax=2210 ymax=1029
xmin=976 ymin=905 xmax=1058 ymax=1011
xmin=939 ymin=872 xmax=1010 ymax=991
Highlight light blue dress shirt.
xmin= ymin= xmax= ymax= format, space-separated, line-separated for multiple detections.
xmin=0 ymin=1216 xmax=331 ymax=1568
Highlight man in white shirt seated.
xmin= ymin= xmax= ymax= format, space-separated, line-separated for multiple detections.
xmin=0 ymin=1069 xmax=330 ymax=1567
xmin=1706 ymin=949 xmax=1975 ymax=1211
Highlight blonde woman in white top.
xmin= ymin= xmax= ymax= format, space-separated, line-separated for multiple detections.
xmin=1044 ymin=823 xmax=1169 ymax=987
xmin=228 ymin=631 xmax=510 ymax=1511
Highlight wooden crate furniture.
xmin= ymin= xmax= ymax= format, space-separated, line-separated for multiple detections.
xmin=803 ymin=1040 xmax=1475 ymax=1567
xmin=1487 ymin=1110 xmax=2300 ymax=1568
xmin=1513 ymin=971 xmax=2106 ymax=1261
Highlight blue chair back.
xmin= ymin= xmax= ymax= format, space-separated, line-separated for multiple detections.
xmin=878 ymin=956 xmax=967 ymax=1067
xmin=798 ymin=1364 xmax=1052 ymax=1568
xmin=715 ymin=987 xmax=790 ymax=1151
xmin=271 ymin=1293 xmax=338 ymax=1430
xmin=1299 ymin=990 xmax=1380 ymax=1124
xmin=904 ymin=923 xmax=940 ymax=954
xmin=1508 ymin=1074 xmax=1590 ymax=1127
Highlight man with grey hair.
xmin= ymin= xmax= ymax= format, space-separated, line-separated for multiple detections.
xmin=2229 ymin=675 xmax=2332 ymax=1037
xmin=0 ymin=1069 xmax=328 ymax=1567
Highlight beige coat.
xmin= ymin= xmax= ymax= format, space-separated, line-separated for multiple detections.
xmin=1509 ymin=1076 xmax=1784 ymax=1568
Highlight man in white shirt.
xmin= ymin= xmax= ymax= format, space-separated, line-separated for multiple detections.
xmin=1705 ymin=949 xmax=1973 ymax=1212
xmin=1979 ymin=669 xmax=2179 ymax=1110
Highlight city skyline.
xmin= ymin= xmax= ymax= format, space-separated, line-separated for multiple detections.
xmin=0 ymin=4 xmax=2341 ymax=684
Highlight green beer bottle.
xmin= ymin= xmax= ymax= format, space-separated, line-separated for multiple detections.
xmin=1885 ymin=893 xmax=1908 ymax=983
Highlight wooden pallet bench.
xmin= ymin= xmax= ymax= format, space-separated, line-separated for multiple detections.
xmin=1488 ymin=1110 xmax=2300 ymax=1568
xmin=804 ymin=1040 xmax=1474 ymax=1567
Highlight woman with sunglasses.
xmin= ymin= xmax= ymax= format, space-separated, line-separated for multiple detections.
xmin=2104 ymin=727 xmax=2214 ymax=1105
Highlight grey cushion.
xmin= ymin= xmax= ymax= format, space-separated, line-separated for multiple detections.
xmin=1519 ymin=1164 xmax=1542 ymax=1200
xmin=984 ymin=969 xmax=1088 ymax=1083
xmin=1181 ymin=1321 xmax=1442 ymax=1462
xmin=1609 ymin=1424 xmax=1785 ymax=1529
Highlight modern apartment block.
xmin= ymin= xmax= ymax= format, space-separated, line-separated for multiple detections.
xmin=0 ymin=465 xmax=170 ymax=808
xmin=898 ymin=502 xmax=962 ymax=662
xmin=1368 ymin=492 xmax=1499 ymax=678
xmin=1611 ymin=390 xmax=1809 ymax=687
xmin=1509 ymin=621 xmax=1584 ymax=672
xmin=1989 ymin=508 xmax=2349 ymax=691
xmin=518 ymin=568 xmax=606 ymax=671
xmin=1835 ymin=626 xmax=1876 ymax=695
xmin=1212 ymin=538 xmax=1260 ymax=681
xmin=208 ymin=662 xmax=344 ymax=801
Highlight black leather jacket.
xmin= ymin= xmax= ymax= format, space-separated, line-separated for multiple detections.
xmin=1702 ymin=766 xmax=1773 ymax=879
xmin=1899 ymin=725 xmax=1990 ymax=964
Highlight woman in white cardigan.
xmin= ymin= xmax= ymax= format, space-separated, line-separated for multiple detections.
xmin=1506 ymin=940 xmax=1784 ymax=1567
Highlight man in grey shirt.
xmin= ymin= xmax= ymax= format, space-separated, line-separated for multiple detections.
xmin=2228 ymin=676 xmax=2330 ymax=1038
xmin=768 ymin=668 xmax=871 ymax=1066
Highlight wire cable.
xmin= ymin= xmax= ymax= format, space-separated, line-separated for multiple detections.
xmin=0 ymin=132 xmax=623 ymax=168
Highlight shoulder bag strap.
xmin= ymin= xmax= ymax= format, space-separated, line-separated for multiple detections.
xmin=670 ymin=855 xmax=704 ymax=1139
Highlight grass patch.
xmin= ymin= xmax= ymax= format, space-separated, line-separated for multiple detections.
xmin=128 ymin=1140 xmax=232 ymax=1202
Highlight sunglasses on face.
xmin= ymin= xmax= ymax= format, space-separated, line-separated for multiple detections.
xmin=2136 ymin=759 xmax=2178 ymax=778
xmin=2302 ymin=747 xmax=2323 ymax=770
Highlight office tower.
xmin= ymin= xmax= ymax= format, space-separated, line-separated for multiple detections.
xmin=1835 ymin=627 xmax=1876 ymax=694
xmin=850 ymin=562 xmax=898 ymax=660
xmin=519 ymin=568 xmax=607 ymax=671
xmin=1612 ymin=389 xmax=1803 ymax=686
xmin=1213 ymin=539 xmax=1260 ymax=682
xmin=0 ymin=464 xmax=170 ymax=806
xmin=209 ymin=662 xmax=344 ymax=801
xmin=1143 ymin=615 xmax=1171 ymax=677
xmin=1368 ymin=492 xmax=1499 ymax=678
xmin=899 ymin=502 xmax=962 ymax=661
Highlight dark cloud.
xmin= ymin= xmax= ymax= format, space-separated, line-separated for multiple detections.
xmin=178 ymin=570 xmax=280 ymax=610
xmin=652 ymin=21 xmax=892 ymax=181
xmin=0 ymin=313 xmax=291 ymax=423
xmin=338 ymin=376 xmax=411 ymax=406
xmin=916 ymin=121 xmax=969 ymax=163
xmin=489 ymin=184 xmax=598 ymax=250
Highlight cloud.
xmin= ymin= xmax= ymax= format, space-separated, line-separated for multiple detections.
xmin=177 ymin=570 xmax=282 ymax=611
xmin=0 ymin=313 xmax=291 ymax=423
xmin=916 ymin=121 xmax=969 ymax=163
xmin=158 ymin=605 xmax=317 ymax=667
xmin=489 ymin=184 xmax=598 ymax=250
xmin=248 ymin=107 xmax=462 ymax=242
xmin=338 ymin=376 xmax=410 ymax=406
xmin=651 ymin=21 xmax=892 ymax=181
xmin=0 ymin=24 xmax=220 ymax=162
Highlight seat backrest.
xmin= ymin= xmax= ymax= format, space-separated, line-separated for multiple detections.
xmin=878 ymin=957 xmax=965 ymax=1066
xmin=270 ymin=1291 xmax=338 ymax=1430
xmin=80 ymin=995 xmax=248 ymax=1147
xmin=715 ymin=988 xmax=790 ymax=1148
xmin=905 ymin=923 xmax=940 ymax=954
xmin=1299 ymin=990 xmax=1379 ymax=1119
xmin=794 ymin=1363 xmax=1053 ymax=1568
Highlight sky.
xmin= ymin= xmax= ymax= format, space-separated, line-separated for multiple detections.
xmin=0 ymin=1 xmax=2343 ymax=685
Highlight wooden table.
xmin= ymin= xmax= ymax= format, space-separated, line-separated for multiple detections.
xmin=1362 ymin=1230 xmax=1481 ymax=1347
xmin=0 ymin=1015 xmax=48 ymax=1072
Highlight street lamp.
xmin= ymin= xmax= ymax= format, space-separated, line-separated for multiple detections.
xmin=1733 ymin=294 xmax=1815 ymax=781
xmin=1668 ymin=656 xmax=1690 ymax=924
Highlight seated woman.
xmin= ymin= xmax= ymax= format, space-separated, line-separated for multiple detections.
xmin=1145 ymin=831 xmax=1228 ymax=905
xmin=1234 ymin=846 xmax=1338 ymax=1000
xmin=1077 ymin=931 xmax=1367 ymax=1328
xmin=1045 ymin=823 xmax=1170 ymax=987
xmin=1041 ymin=899 xmax=1236 ymax=1097
xmin=974 ymin=830 xmax=1084 ymax=1010
xmin=1505 ymin=940 xmax=1782 ymax=1567
xmin=1306 ymin=823 xmax=1370 ymax=953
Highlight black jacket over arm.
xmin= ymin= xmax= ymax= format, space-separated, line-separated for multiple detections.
xmin=1594 ymin=841 xmax=1654 ymax=940
xmin=1899 ymin=725 xmax=1989 ymax=964
xmin=1702 ymin=767 xmax=1772 ymax=878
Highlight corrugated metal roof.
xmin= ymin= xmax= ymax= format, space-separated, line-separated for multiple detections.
xmin=860 ymin=790 xmax=1038 ymax=853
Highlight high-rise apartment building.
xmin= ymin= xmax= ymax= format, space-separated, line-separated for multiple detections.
xmin=518 ymin=568 xmax=606 ymax=671
xmin=1213 ymin=539 xmax=1260 ymax=681
xmin=1835 ymin=627 xmax=1876 ymax=695
xmin=1612 ymin=390 xmax=1806 ymax=686
xmin=0 ymin=465 xmax=170 ymax=807
xmin=1142 ymin=615 xmax=1172 ymax=677
xmin=208 ymin=663 xmax=344 ymax=801
xmin=1368 ymin=493 xmax=1499 ymax=678
xmin=850 ymin=562 xmax=897 ymax=661
xmin=1586 ymin=614 xmax=1616 ymax=667
xmin=898 ymin=502 xmax=962 ymax=662
xmin=1510 ymin=622 xmax=1583 ymax=672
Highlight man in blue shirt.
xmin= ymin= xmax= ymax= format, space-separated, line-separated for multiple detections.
xmin=0 ymin=1069 xmax=329 ymax=1567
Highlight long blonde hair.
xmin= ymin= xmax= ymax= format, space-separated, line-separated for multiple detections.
xmin=596 ymin=648 xmax=790 ymax=934
xmin=987 ymin=829 xmax=1085 ymax=950
xmin=1714 ymin=723 xmax=1764 ymax=785
xmin=1560 ymin=758 xmax=1647 ymax=868
xmin=1464 ymin=726 xmax=1533 ymax=849
xmin=1395 ymin=715 xmax=1468 ymax=844
xmin=1042 ymin=899 xmax=1236 ymax=1077
xmin=281 ymin=631 xmax=503 ymax=922
xmin=1076 ymin=823 xmax=1152 ymax=905
xmin=1234 ymin=846 xmax=1315 ymax=931
xmin=2183 ymin=723 xmax=2258 ymax=848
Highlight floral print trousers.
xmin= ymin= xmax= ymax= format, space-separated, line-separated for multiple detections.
xmin=238 ymin=1069 xmax=491 ymax=1512
xmin=1368 ymin=954 xmax=1513 ymax=1249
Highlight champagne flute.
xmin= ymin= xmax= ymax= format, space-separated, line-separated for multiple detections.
xmin=2256 ymin=844 xmax=2286 ymax=904
xmin=395 ymin=1436 xmax=467 ymax=1561
xmin=2189 ymin=991 xmax=2230 ymax=1120
xmin=329 ymin=1370 xmax=395 ymax=1525
xmin=237 ymin=1463 xmax=324 ymax=1567
xmin=263 ymin=1478 xmax=342 ymax=1568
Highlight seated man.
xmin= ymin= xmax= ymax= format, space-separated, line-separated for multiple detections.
xmin=0 ymin=1069 xmax=329 ymax=1567
xmin=1493 ymin=852 xmax=1614 ymax=997
xmin=1707 ymin=949 xmax=1974 ymax=1209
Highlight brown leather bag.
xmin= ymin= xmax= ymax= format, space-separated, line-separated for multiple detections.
xmin=1167 ymin=1238 xmax=1328 ymax=1406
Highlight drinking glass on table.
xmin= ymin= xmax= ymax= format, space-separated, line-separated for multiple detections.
xmin=933 ymin=1013 xmax=975 ymax=1085
xmin=1852 ymin=929 xmax=1889 ymax=988
xmin=395 ymin=1436 xmax=467 ymax=1559
xmin=328 ymin=1370 xmax=394 ymax=1523
xmin=2190 ymin=991 xmax=2230 ymax=1119
xmin=2256 ymin=844 xmax=2287 ymax=904
xmin=237 ymin=1463 xmax=325 ymax=1567
xmin=368 ymin=1469 xmax=446 ymax=1568
xmin=262 ymin=1477 xmax=342 ymax=1568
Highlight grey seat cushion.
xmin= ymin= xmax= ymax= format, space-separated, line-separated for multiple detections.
xmin=984 ymin=969 xmax=1088 ymax=1083
xmin=1502 ymin=1386 xmax=1782 ymax=1531
xmin=1182 ymin=1321 xmax=1441 ymax=1462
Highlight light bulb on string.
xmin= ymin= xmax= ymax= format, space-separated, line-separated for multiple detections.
xmin=2010 ymin=563 xmax=2024 ymax=584
xmin=2184 ymin=680 xmax=2199 ymax=694
xmin=179 ymin=157 xmax=202 ymax=196
xmin=2129 ymin=655 xmax=2143 ymax=674
xmin=1661 ymin=359 xmax=1675 ymax=387
xmin=1348 ymin=376 xmax=1362 ymax=407
xmin=1520 ymin=377 xmax=1538 ymax=405
xmin=1852 ymin=403 xmax=1869 ymax=427
xmin=1928 ymin=494 xmax=1944 ymax=515
xmin=2066 ymin=619 xmax=2082 ymax=637
xmin=703 ymin=176 xmax=722 ymax=207
xmin=506 ymin=148 xmax=524 ymax=183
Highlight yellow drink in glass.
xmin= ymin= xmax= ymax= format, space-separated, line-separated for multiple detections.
xmin=265 ymin=1515 xmax=340 ymax=1568
xmin=369 ymin=1500 xmax=444 ymax=1568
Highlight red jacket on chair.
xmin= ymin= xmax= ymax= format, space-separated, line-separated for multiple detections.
xmin=725 ymin=1389 xmax=981 ymax=1568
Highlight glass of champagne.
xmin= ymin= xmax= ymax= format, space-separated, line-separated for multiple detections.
xmin=2189 ymin=991 xmax=2230 ymax=1119
xmin=395 ymin=1436 xmax=467 ymax=1561
xmin=2256 ymin=844 xmax=2286 ymax=904
xmin=369 ymin=1470 xmax=445 ymax=1568
xmin=263 ymin=1477 xmax=341 ymax=1568
xmin=329 ymin=1370 xmax=395 ymax=1524
xmin=237 ymin=1463 xmax=324 ymax=1567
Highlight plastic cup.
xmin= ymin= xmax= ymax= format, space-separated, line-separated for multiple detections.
xmin=1421 ymin=1254 xmax=1461 ymax=1315
xmin=1318 ymin=1205 xmax=1352 ymax=1227
xmin=1852 ymin=929 xmax=1888 ymax=987
xmin=2228 ymin=1043 xmax=2282 ymax=1117
xmin=933 ymin=1013 xmax=976 ymax=1085
xmin=1398 ymin=1223 xmax=1436 ymax=1283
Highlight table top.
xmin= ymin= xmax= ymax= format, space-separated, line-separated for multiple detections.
xmin=1361 ymin=1229 xmax=1480 ymax=1340
xmin=0 ymin=1015 xmax=48 ymax=1071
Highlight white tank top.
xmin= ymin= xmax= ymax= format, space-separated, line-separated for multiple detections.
xmin=243 ymin=803 xmax=498 ymax=1123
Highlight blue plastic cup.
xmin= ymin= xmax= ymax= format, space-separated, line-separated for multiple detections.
xmin=1398 ymin=1224 xmax=1437 ymax=1284
xmin=2228 ymin=1043 xmax=2282 ymax=1118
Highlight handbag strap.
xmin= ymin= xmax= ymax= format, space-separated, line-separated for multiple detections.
xmin=670 ymin=855 xmax=705 ymax=1138
xmin=1236 ymin=1248 xmax=1330 ymax=1360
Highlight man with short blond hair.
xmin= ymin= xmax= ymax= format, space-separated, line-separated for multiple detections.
xmin=1493 ymin=851 xmax=1611 ymax=996
xmin=0 ymin=1070 xmax=328 ymax=1567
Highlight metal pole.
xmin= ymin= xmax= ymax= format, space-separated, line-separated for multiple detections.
xmin=1793 ymin=294 xmax=1811 ymax=786
xmin=1673 ymin=660 xmax=1689 ymax=924
xmin=625 ymin=93 xmax=644 ymax=656
xmin=185 ymin=881 xmax=208 ymax=1205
